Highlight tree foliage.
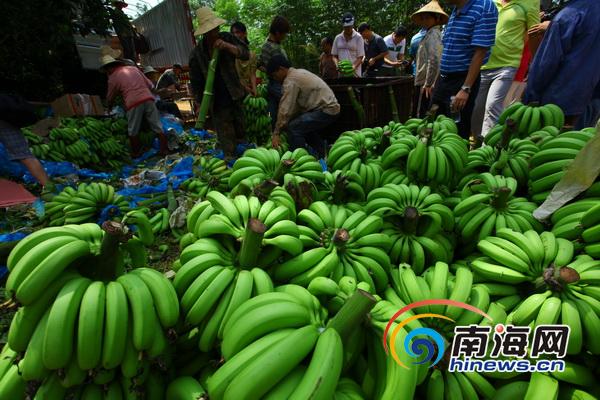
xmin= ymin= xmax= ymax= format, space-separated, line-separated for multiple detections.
xmin=0 ymin=0 xmax=118 ymax=100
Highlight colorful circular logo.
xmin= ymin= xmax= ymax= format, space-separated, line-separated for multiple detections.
xmin=382 ymin=299 xmax=492 ymax=369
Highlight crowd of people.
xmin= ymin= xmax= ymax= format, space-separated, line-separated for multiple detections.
xmin=3 ymin=0 xmax=600 ymax=188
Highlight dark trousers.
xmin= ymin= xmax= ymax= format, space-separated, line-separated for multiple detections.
xmin=431 ymin=71 xmax=481 ymax=139
xmin=212 ymin=100 xmax=245 ymax=156
xmin=288 ymin=110 xmax=338 ymax=159
xmin=267 ymin=79 xmax=283 ymax=129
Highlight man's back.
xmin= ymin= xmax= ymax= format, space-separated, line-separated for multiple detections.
xmin=283 ymin=68 xmax=339 ymax=115
xmin=108 ymin=66 xmax=154 ymax=110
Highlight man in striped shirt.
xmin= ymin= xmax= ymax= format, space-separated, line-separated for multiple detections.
xmin=431 ymin=0 xmax=498 ymax=139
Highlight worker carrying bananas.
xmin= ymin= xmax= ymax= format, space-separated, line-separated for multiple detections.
xmin=268 ymin=55 xmax=340 ymax=158
xmin=189 ymin=8 xmax=250 ymax=157
xmin=99 ymin=54 xmax=169 ymax=157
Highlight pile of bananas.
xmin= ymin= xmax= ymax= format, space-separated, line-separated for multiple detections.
xmin=180 ymin=156 xmax=231 ymax=199
xmin=0 ymin=221 xmax=179 ymax=398
xmin=529 ymin=128 xmax=596 ymax=203
xmin=454 ymin=173 xmax=542 ymax=243
xmin=229 ymin=147 xmax=324 ymax=193
xmin=338 ymin=60 xmax=354 ymax=77
xmin=365 ymin=183 xmax=454 ymax=272
xmin=21 ymin=128 xmax=51 ymax=160
xmin=4 ymin=103 xmax=600 ymax=399
xmin=44 ymin=182 xmax=129 ymax=226
xmin=243 ymin=94 xmax=272 ymax=145
xmin=30 ymin=117 xmax=130 ymax=170
xmin=485 ymin=102 xmax=566 ymax=145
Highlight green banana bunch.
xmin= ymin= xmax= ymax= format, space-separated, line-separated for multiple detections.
xmin=549 ymin=198 xmax=600 ymax=249
xmin=365 ymin=183 xmax=454 ymax=272
xmin=147 ymin=207 xmax=171 ymax=235
xmin=338 ymin=60 xmax=355 ymax=77
xmin=229 ymin=147 xmax=324 ymax=192
xmin=528 ymin=129 xmax=595 ymax=203
xmin=206 ymin=287 xmax=344 ymax=400
xmin=494 ymin=102 xmax=565 ymax=139
xmin=257 ymin=83 xmax=268 ymax=98
xmin=181 ymin=156 xmax=231 ymax=198
xmin=327 ymin=129 xmax=383 ymax=194
xmin=472 ymin=228 xmax=600 ymax=354
xmin=243 ymin=95 xmax=272 ymax=145
xmin=174 ymin=236 xmax=277 ymax=350
xmin=4 ymin=223 xmax=179 ymax=378
xmin=188 ymin=191 xmax=303 ymax=266
xmin=166 ymin=376 xmax=207 ymax=400
xmin=463 ymin=137 xmax=538 ymax=189
xmin=317 ymin=170 xmax=366 ymax=204
xmin=454 ymin=173 xmax=542 ymax=242
xmin=272 ymin=202 xmax=391 ymax=291
xmin=382 ymin=118 xmax=468 ymax=189
xmin=44 ymin=182 xmax=129 ymax=226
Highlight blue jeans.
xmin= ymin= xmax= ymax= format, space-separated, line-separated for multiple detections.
xmin=267 ymin=79 xmax=283 ymax=129
xmin=288 ymin=110 xmax=338 ymax=158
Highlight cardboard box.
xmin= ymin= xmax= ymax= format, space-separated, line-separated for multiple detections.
xmin=51 ymin=94 xmax=105 ymax=117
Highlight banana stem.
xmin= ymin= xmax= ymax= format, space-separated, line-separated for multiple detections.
xmin=272 ymin=159 xmax=295 ymax=183
xmin=327 ymin=289 xmax=376 ymax=342
xmin=347 ymin=87 xmax=365 ymax=128
xmin=95 ymin=221 xmax=130 ymax=280
xmin=388 ymin=86 xmax=400 ymax=123
xmin=238 ymin=218 xmax=267 ymax=268
xmin=491 ymin=187 xmax=512 ymax=210
xmin=498 ymin=119 xmax=517 ymax=149
xmin=402 ymin=206 xmax=419 ymax=235
xmin=196 ymin=48 xmax=221 ymax=129
xmin=425 ymin=104 xmax=439 ymax=122
xmin=332 ymin=228 xmax=349 ymax=247
xmin=253 ymin=179 xmax=278 ymax=202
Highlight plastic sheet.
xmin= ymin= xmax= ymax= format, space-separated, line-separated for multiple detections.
xmin=189 ymin=129 xmax=214 ymax=140
xmin=98 ymin=205 xmax=122 ymax=225
xmin=534 ymin=121 xmax=600 ymax=220
xmin=0 ymin=231 xmax=28 ymax=243
xmin=161 ymin=114 xmax=184 ymax=135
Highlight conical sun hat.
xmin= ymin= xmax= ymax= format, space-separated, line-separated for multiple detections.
xmin=411 ymin=0 xmax=449 ymax=25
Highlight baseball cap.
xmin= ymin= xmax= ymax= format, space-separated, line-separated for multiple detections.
xmin=342 ymin=12 xmax=355 ymax=27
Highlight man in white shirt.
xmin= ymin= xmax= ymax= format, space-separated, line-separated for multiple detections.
xmin=382 ymin=26 xmax=408 ymax=76
xmin=332 ymin=12 xmax=366 ymax=77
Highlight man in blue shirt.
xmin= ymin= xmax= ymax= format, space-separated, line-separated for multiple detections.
xmin=525 ymin=0 xmax=600 ymax=129
xmin=431 ymin=0 xmax=498 ymax=138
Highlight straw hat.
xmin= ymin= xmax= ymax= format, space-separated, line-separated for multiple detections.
xmin=98 ymin=54 xmax=124 ymax=69
xmin=194 ymin=7 xmax=226 ymax=36
xmin=411 ymin=0 xmax=449 ymax=25
xmin=100 ymin=45 xmax=122 ymax=58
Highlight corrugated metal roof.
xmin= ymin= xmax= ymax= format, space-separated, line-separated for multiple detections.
xmin=134 ymin=0 xmax=195 ymax=68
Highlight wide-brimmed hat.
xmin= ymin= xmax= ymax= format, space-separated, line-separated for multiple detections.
xmin=411 ymin=0 xmax=449 ymax=25
xmin=143 ymin=65 xmax=158 ymax=74
xmin=194 ymin=7 xmax=226 ymax=36
xmin=98 ymin=54 xmax=124 ymax=69
xmin=100 ymin=45 xmax=122 ymax=59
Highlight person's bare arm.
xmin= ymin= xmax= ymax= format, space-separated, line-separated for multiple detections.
xmin=453 ymin=47 xmax=487 ymax=110
xmin=368 ymin=51 xmax=389 ymax=66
